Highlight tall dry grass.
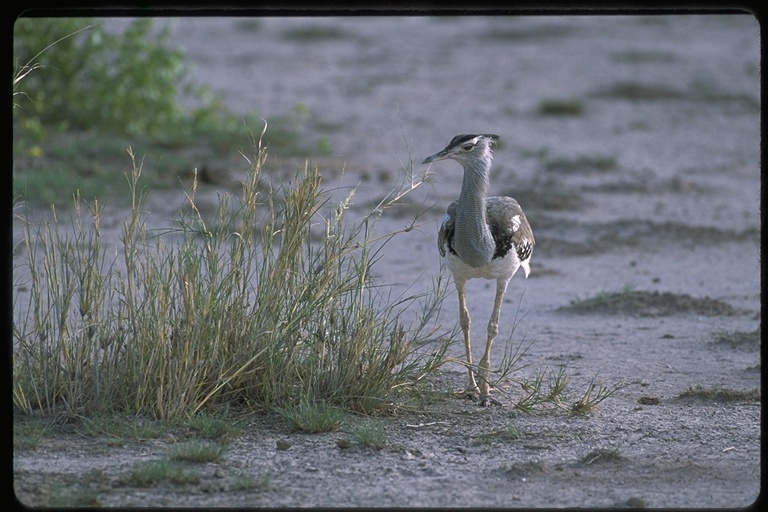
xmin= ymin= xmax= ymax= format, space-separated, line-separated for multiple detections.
xmin=13 ymin=127 xmax=452 ymax=419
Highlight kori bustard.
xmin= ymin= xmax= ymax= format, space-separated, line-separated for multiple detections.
xmin=423 ymin=134 xmax=534 ymax=406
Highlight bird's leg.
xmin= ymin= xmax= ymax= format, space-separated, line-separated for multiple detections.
xmin=478 ymin=278 xmax=509 ymax=406
xmin=456 ymin=279 xmax=479 ymax=399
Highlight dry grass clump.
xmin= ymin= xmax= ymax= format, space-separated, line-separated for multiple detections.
xmin=13 ymin=126 xmax=451 ymax=419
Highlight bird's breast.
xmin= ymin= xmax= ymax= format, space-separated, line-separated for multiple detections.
xmin=444 ymin=249 xmax=520 ymax=281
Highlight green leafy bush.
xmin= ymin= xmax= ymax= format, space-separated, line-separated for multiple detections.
xmin=13 ymin=18 xmax=226 ymax=146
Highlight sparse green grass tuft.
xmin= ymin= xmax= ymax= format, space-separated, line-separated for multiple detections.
xmin=167 ymin=440 xmax=227 ymax=462
xmin=349 ymin=420 xmax=387 ymax=449
xmin=126 ymin=459 xmax=201 ymax=486
xmin=77 ymin=414 xmax=167 ymax=440
xmin=231 ymin=472 xmax=271 ymax=491
xmin=570 ymin=374 xmax=629 ymax=416
xmin=611 ymin=50 xmax=677 ymax=63
xmin=502 ymin=459 xmax=546 ymax=479
xmin=47 ymin=486 xmax=101 ymax=508
xmin=678 ymin=385 xmax=759 ymax=402
xmin=581 ymin=447 xmax=623 ymax=465
xmin=277 ymin=399 xmax=348 ymax=433
xmin=281 ymin=26 xmax=350 ymax=41
xmin=543 ymin=154 xmax=617 ymax=173
xmin=625 ymin=496 xmax=649 ymax=508
xmin=563 ymin=288 xmax=740 ymax=317
xmin=473 ymin=423 xmax=523 ymax=445
xmin=537 ymin=98 xmax=586 ymax=116
xmin=459 ymin=329 xmax=628 ymax=416
xmin=483 ymin=25 xmax=574 ymax=41
xmin=13 ymin=416 xmax=54 ymax=450
xmin=180 ymin=412 xmax=245 ymax=440
xmin=592 ymin=81 xmax=686 ymax=100
xmin=591 ymin=80 xmax=758 ymax=109
xmin=514 ymin=363 xmax=569 ymax=415
xmin=567 ymin=285 xmax=636 ymax=309
xmin=713 ymin=325 xmax=760 ymax=351
xmin=35 ymin=469 xmax=109 ymax=507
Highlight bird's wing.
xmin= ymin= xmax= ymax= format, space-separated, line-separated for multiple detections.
xmin=437 ymin=201 xmax=457 ymax=258
xmin=486 ymin=196 xmax=535 ymax=269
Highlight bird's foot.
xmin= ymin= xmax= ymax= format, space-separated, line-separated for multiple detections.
xmin=464 ymin=387 xmax=502 ymax=407
xmin=478 ymin=394 xmax=503 ymax=407
xmin=464 ymin=385 xmax=481 ymax=402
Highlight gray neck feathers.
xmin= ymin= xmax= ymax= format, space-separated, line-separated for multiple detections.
xmin=454 ymin=155 xmax=495 ymax=268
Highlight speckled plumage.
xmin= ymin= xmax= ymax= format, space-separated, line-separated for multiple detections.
xmin=438 ymin=196 xmax=534 ymax=277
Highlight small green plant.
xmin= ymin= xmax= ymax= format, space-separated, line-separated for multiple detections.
xmin=46 ymin=486 xmax=101 ymax=508
xmin=281 ymin=25 xmax=350 ymax=41
xmin=611 ymin=49 xmax=677 ymax=63
xmin=444 ymin=306 xmax=628 ymax=416
xmin=592 ymin=81 xmax=686 ymax=101
xmin=513 ymin=363 xmax=570 ymax=415
xmin=502 ymin=459 xmax=546 ymax=479
xmin=180 ymin=412 xmax=245 ymax=440
xmin=277 ymin=399 xmax=348 ymax=433
xmin=473 ymin=423 xmax=523 ymax=445
xmin=167 ymin=440 xmax=227 ymax=463
xmin=563 ymin=288 xmax=740 ymax=317
xmin=13 ymin=416 xmax=54 ymax=450
xmin=570 ymin=374 xmax=629 ymax=416
xmin=537 ymin=98 xmax=585 ymax=116
xmin=543 ymin=154 xmax=617 ymax=173
xmin=349 ymin=420 xmax=387 ymax=449
xmin=125 ymin=459 xmax=200 ymax=486
xmin=713 ymin=325 xmax=760 ymax=350
xmin=567 ymin=285 xmax=636 ymax=309
xmin=580 ymin=447 xmax=623 ymax=465
xmin=678 ymin=386 xmax=759 ymax=402
xmin=77 ymin=414 xmax=167 ymax=440
xmin=231 ymin=472 xmax=271 ymax=491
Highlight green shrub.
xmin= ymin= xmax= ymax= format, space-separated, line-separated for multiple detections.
xmin=13 ymin=18 xmax=223 ymax=138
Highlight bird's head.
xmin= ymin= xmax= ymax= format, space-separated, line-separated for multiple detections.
xmin=422 ymin=133 xmax=500 ymax=165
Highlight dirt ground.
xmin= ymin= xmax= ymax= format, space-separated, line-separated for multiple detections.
xmin=13 ymin=14 xmax=761 ymax=508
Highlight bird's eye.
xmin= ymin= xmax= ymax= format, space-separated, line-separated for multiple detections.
xmin=461 ymin=144 xmax=474 ymax=151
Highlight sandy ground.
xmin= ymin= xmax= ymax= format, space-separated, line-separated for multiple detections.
xmin=13 ymin=14 xmax=761 ymax=508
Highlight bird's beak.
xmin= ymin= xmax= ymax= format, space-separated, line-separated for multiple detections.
xmin=422 ymin=148 xmax=452 ymax=164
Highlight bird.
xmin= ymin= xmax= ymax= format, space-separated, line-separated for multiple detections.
xmin=422 ymin=134 xmax=534 ymax=406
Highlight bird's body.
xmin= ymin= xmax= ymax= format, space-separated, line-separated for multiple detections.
xmin=424 ymin=134 xmax=534 ymax=406
xmin=439 ymin=196 xmax=533 ymax=281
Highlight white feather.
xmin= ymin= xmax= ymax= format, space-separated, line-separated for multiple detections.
xmin=444 ymin=249 xmax=522 ymax=283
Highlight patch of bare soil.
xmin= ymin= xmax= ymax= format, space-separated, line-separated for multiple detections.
xmin=13 ymin=367 xmax=761 ymax=508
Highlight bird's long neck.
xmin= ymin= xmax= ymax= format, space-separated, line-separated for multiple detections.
xmin=454 ymin=155 xmax=495 ymax=268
